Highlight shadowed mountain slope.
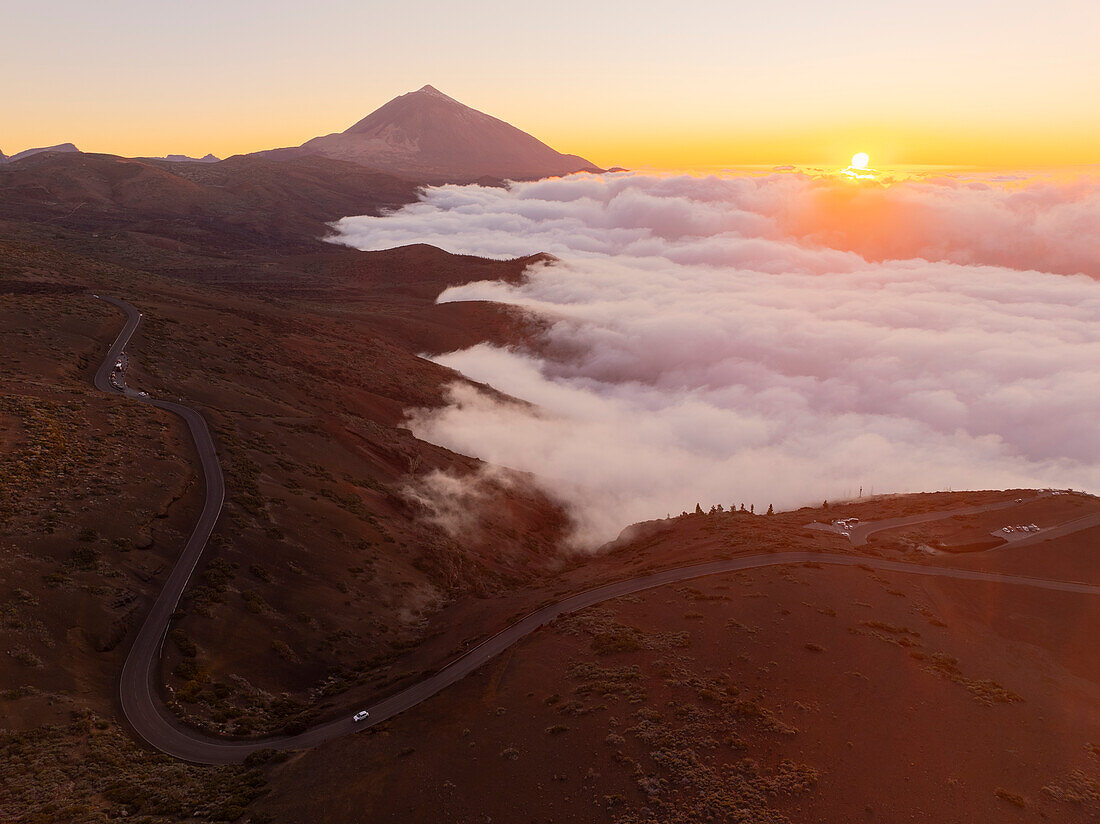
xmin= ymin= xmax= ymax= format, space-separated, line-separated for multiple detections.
xmin=250 ymin=85 xmax=601 ymax=183
xmin=0 ymin=151 xmax=419 ymax=252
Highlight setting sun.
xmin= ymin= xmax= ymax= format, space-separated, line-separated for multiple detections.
xmin=842 ymin=151 xmax=876 ymax=180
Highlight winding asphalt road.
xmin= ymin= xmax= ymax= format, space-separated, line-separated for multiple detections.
xmin=94 ymin=296 xmax=1100 ymax=766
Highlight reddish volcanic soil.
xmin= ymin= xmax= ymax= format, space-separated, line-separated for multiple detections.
xmin=250 ymin=503 xmax=1100 ymax=824
xmin=0 ymin=245 xmax=574 ymax=740
xmin=864 ymin=493 xmax=1100 ymax=556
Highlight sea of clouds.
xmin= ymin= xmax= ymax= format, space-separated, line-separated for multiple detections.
xmin=333 ymin=171 xmax=1100 ymax=545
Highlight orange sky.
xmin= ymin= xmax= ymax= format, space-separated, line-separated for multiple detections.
xmin=4 ymin=1 xmax=1099 ymax=168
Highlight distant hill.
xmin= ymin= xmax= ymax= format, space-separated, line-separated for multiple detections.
xmin=0 ymin=151 xmax=419 ymax=252
xmin=249 ymin=85 xmax=601 ymax=183
xmin=160 ymin=153 xmax=220 ymax=163
xmin=2 ymin=142 xmax=80 ymax=164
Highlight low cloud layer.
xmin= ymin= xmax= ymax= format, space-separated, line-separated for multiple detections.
xmin=334 ymin=171 xmax=1100 ymax=545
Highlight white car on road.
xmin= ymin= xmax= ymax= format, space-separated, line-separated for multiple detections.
xmin=353 ymin=710 xmax=369 ymax=722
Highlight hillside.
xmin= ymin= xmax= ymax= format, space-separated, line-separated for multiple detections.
xmin=250 ymin=495 xmax=1100 ymax=824
xmin=0 ymin=151 xmax=420 ymax=254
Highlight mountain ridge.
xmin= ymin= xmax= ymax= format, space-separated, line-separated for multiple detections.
xmin=1 ymin=142 xmax=80 ymax=164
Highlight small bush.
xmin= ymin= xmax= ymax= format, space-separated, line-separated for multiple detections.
xmin=170 ymin=628 xmax=197 ymax=658
xmin=241 ymin=591 xmax=268 ymax=614
xmin=592 ymin=630 xmax=643 ymax=655
xmin=8 ymin=647 xmax=43 ymax=667
xmin=67 ymin=545 xmax=99 ymax=571
xmin=994 ymin=788 xmax=1027 ymax=807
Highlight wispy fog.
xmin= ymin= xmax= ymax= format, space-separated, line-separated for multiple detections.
xmin=334 ymin=171 xmax=1100 ymax=545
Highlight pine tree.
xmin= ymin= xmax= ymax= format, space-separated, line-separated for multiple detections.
xmin=766 ymin=504 xmax=774 ymax=515
xmin=750 ymin=504 xmax=754 ymax=514
xmin=695 ymin=503 xmax=704 ymax=515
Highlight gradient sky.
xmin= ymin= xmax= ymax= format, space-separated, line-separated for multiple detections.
xmin=4 ymin=0 xmax=1099 ymax=168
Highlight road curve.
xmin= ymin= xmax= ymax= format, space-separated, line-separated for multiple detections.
xmin=94 ymin=296 xmax=228 ymax=762
xmin=807 ymin=492 xmax=1100 ymax=550
xmin=94 ymin=296 xmax=1100 ymax=765
xmin=846 ymin=497 xmax=1051 ymax=546
xmin=996 ymin=509 xmax=1100 ymax=549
